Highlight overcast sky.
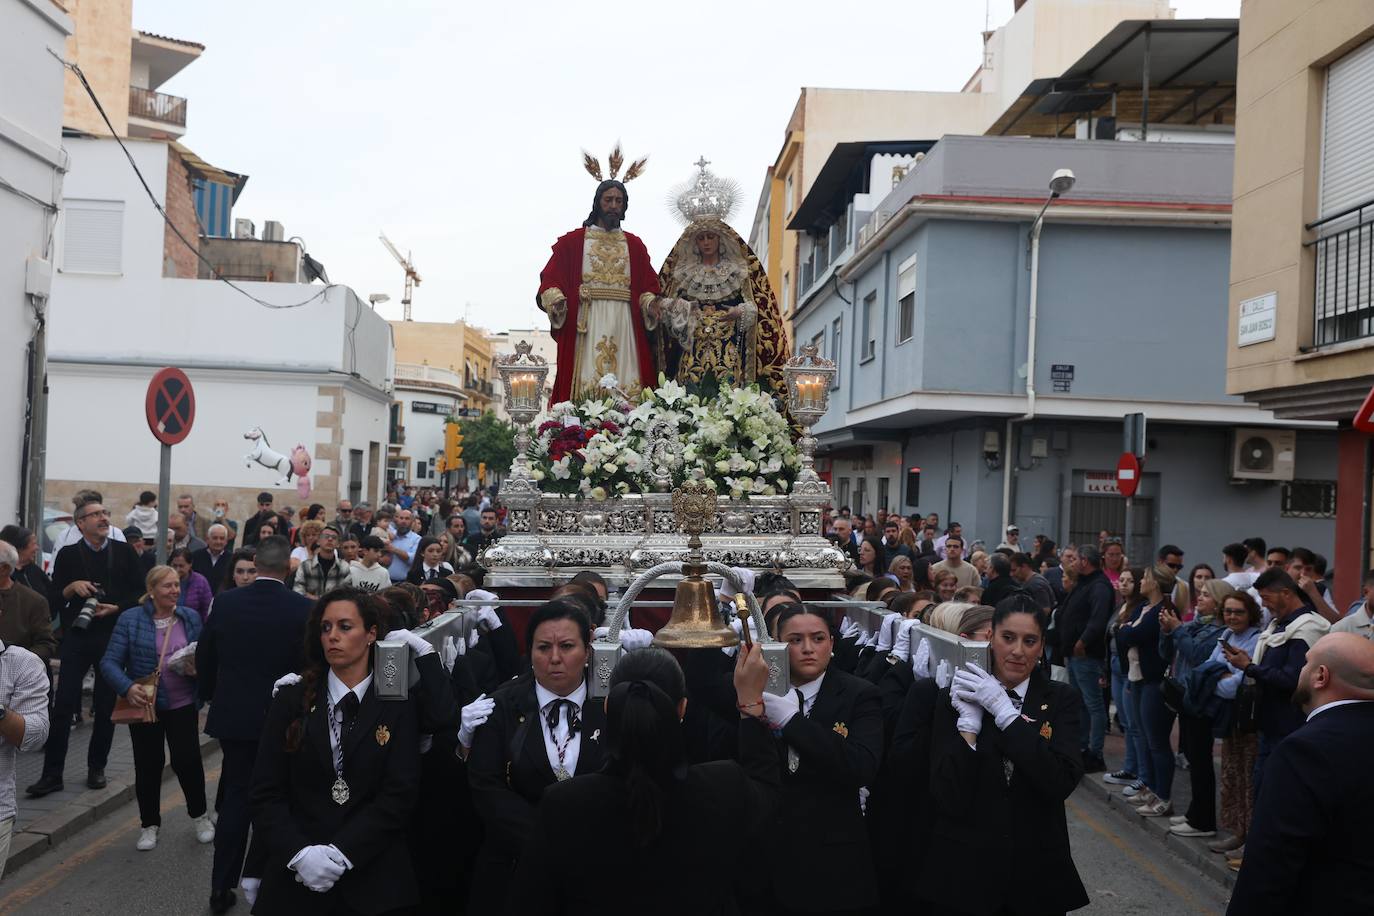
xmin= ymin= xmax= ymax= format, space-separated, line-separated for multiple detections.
xmin=132 ymin=0 xmax=1240 ymax=332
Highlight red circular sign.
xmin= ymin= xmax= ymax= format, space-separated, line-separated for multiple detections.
xmin=1116 ymin=451 xmax=1141 ymax=499
xmin=145 ymin=367 xmax=195 ymax=446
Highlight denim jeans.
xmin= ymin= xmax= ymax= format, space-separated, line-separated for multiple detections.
xmin=1111 ymin=655 xmax=1139 ymax=776
xmin=1136 ymin=680 xmax=1177 ymax=801
xmin=1066 ymin=656 xmax=1106 ymax=758
xmin=1125 ymin=680 xmax=1154 ymax=789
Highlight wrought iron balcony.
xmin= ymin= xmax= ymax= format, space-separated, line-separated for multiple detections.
xmin=1310 ymin=197 xmax=1374 ymax=348
xmin=129 ymin=86 xmax=187 ymax=127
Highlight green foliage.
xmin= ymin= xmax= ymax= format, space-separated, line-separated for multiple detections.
xmin=456 ymin=411 xmax=516 ymax=472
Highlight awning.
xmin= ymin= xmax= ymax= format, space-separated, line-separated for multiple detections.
xmin=988 ymin=19 xmax=1239 ymax=139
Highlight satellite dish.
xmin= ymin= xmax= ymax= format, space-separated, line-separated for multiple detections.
xmin=1239 ymin=436 xmax=1274 ymax=472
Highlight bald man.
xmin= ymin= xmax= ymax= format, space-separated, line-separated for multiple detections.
xmin=1227 ymin=633 xmax=1374 ymax=916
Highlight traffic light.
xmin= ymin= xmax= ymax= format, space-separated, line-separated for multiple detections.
xmin=435 ymin=455 xmax=447 ymax=475
xmin=445 ymin=422 xmax=464 ymax=466
xmin=477 ymin=461 xmax=486 ymax=483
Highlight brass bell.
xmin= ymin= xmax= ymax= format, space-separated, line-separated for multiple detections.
xmin=653 ymin=480 xmax=739 ymax=649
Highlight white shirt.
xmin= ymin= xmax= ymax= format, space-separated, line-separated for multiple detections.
xmin=325 ymin=670 xmax=373 ymax=765
xmin=796 ymin=672 xmax=826 ymax=717
xmin=1306 ymin=698 xmax=1372 ymax=721
xmin=1332 ymin=604 xmax=1372 ymax=639
xmin=55 ymin=524 xmax=126 ymax=551
xmin=534 ymin=679 xmax=586 ymax=776
xmin=1223 ymin=570 xmax=1257 ymax=591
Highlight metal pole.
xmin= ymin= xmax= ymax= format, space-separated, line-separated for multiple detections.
xmin=1141 ymin=24 xmax=1151 ymax=141
xmin=1123 ymin=496 xmax=1134 ymax=563
xmin=156 ymin=444 xmax=171 ymax=566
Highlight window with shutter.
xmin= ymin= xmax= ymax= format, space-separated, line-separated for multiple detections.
xmin=61 ymin=199 xmax=124 ymax=274
xmin=1315 ymin=39 xmax=1374 ymax=345
xmin=1321 ymin=39 xmax=1374 ymax=218
xmin=896 ymin=254 xmax=917 ymax=343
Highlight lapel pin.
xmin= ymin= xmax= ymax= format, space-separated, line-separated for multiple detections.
xmin=832 ymin=721 xmax=849 ymax=738
xmin=1039 ymin=722 xmax=1053 ymax=740
xmin=375 ymin=725 xmax=391 ymax=747
xmin=1040 ymin=703 xmax=1049 ymax=711
xmin=590 ymin=728 xmax=601 ymax=742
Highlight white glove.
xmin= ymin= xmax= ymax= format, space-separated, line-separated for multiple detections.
xmin=240 ymin=877 xmax=260 ymax=906
xmin=839 ymin=616 xmax=862 ymax=641
xmin=718 ymin=566 xmax=755 ymax=601
xmin=934 ymin=659 xmax=951 ymax=689
xmin=272 ymin=672 xmax=301 ymax=698
xmin=913 ymin=638 xmax=931 ymax=678
xmin=953 ymin=662 xmax=1021 ymax=731
xmin=876 ymin=614 xmax=901 ymax=653
xmin=949 ymin=682 xmax=984 ymax=736
xmin=458 ymin=693 xmax=496 ymax=749
xmin=290 ymin=844 xmax=348 ymax=892
xmin=762 ymin=689 xmax=801 ymax=730
xmin=467 ymin=627 xmax=482 ymax=649
xmin=858 ymin=786 xmax=870 ymax=814
xmin=385 ymin=629 xmax=435 ymax=657
xmin=891 ymin=619 xmax=920 ymax=661
xmin=440 ymin=636 xmax=460 ymax=671
xmin=619 ymin=628 xmax=654 ymax=651
xmin=474 ymin=606 xmax=502 ymax=632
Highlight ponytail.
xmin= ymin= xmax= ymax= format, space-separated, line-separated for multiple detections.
xmin=605 ymin=648 xmax=688 ymax=848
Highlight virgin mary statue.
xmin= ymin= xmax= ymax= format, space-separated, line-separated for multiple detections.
xmin=655 ymin=159 xmax=790 ymax=400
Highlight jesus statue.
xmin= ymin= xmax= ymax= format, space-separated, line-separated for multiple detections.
xmin=537 ymin=148 xmax=662 ymax=403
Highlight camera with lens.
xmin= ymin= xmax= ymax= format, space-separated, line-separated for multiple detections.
xmin=72 ymin=587 xmax=106 ymax=631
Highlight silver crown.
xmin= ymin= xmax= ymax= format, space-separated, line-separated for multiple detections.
xmin=672 ymin=156 xmax=741 ymax=225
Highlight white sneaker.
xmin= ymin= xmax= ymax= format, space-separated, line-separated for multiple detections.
xmin=1121 ymin=780 xmax=1146 ymax=797
xmin=193 ymin=814 xmax=215 ymax=844
xmin=136 ymin=826 xmax=159 ymax=851
xmin=1170 ymin=821 xmax=1217 ymax=838
xmin=1170 ymin=814 xmax=1189 ymax=825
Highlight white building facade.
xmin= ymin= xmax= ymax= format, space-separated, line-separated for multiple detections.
xmin=2 ymin=0 xmax=72 ymax=529
xmin=46 ymin=136 xmax=394 ymax=524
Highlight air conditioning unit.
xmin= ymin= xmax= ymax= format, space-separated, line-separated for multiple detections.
xmin=262 ymin=220 xmax=284 ymax=242
xmin=234 ymin=218 xmax=255 ymax=240
xmin=1230 ymin=428 xmax=1296 ymax=481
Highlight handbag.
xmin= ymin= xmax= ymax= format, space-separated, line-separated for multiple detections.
xmin=111 ymin=613 xmax=176 ymax=725
xmin=1231 ymin=675 xmax=1260 ymax=734
xmin=1160 ymin=675 xmax=1187 ymax=715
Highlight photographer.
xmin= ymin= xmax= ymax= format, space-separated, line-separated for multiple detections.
xmin=25 ymin=500 xmax=142 ymax=798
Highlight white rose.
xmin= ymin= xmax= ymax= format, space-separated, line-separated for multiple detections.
xmin=730 ymin=489 xmax=743 ymax=500
xmin=531 ymin=470 xmax=546 ymax=481
xmin=590 ymin=486 xmax=607 ymax=500
xmin=603 ymin=462 xmax=619 ymax=473
xmin=761 ymin=485 xmax=776 ymax=496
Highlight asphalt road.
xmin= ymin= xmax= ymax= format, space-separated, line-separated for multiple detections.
xmin=0 ymin=746 xmax=1231 ymax=915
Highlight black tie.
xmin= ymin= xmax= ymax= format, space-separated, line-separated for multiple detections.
xmin=795 ymin=689 xmax=807 ymax=718
xmin=546 ymin=699 xmax=581 ymax=735
xmin=339 ymin=691 xmax=360 ymax=735
xmin=1005 ymin=688 xmax=1023 ymax=711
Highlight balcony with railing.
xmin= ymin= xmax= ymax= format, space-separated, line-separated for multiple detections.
xmin=394 ymin=362 xmax=466 ymax=397
xmin=1309 ymin=198 xmax=1374 ymax=348
xmin=128 ymin=86 xmax=187 ymax=133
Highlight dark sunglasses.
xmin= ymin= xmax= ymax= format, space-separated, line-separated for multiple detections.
xmin=1165 ymin=562 xmax=1184 ymax=570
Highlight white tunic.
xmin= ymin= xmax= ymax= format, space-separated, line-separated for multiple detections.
xmin=572 ymin=226 xmax=642 ymax=399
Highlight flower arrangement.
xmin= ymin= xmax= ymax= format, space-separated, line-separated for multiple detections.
xmin=530 ymin=375 xmax=799 ymax=499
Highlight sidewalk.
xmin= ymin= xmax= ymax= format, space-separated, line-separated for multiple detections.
xmin=7 ymin=706 xmax=217 ymax=875
xmin=1086 ymin=723 xmax=1237 ymax=892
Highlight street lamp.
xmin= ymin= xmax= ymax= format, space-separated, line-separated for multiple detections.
xmin=368 ymin=293 xmax=390 ymax=309
xmin=1003 ymin=168 xmax=1075 ymax=533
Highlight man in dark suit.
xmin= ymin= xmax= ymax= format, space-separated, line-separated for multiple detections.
xmin=241 ymin=491 xmax=277 ymax=547
xmin=197 ymin=536 xmax=311 ymax=914
xmin=1227 ymin=632 xmax=1374 ymax=916
xmin=191 ymin=523 xmax=232 ymax=594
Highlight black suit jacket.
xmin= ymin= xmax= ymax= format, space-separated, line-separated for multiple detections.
xmin=893 ymin=670 xmax=1088 ymax=916
xmin=466 ymin=674 xmax=608 ymax=896
xmin=250 ymin=680 xmax=421 ymax=916
xmin=191 ymin=547 xmax=231 ymax=595
xmin=771 ymin=668 xmax=884 ymax=913
xmin=1227 ymin=701 xmax=1374 ymax=916
xmin=510 ymin=717 xmax=780 ymax=916
xmin=197 ymin=579 xmax=311 ymax=741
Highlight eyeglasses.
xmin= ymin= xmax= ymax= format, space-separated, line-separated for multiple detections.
xmin=1165 ymin=562 xmax=1184 ymax=570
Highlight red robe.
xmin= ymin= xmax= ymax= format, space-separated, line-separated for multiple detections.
xmin=537 ymin=227 xmax=660 ymax=405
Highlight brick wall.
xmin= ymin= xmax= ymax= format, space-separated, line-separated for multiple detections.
xmin=163 ymin=146 xmax=200 ymax=278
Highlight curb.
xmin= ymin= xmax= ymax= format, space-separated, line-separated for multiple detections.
xmin=1077 ymin=774 xmax=1237 ymax=891
xmin=6 ymin=732 xmax=219 ymax=875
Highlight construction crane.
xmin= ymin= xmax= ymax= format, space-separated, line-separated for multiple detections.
xmin=379 ymin=231 xmax=422 ymax=321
